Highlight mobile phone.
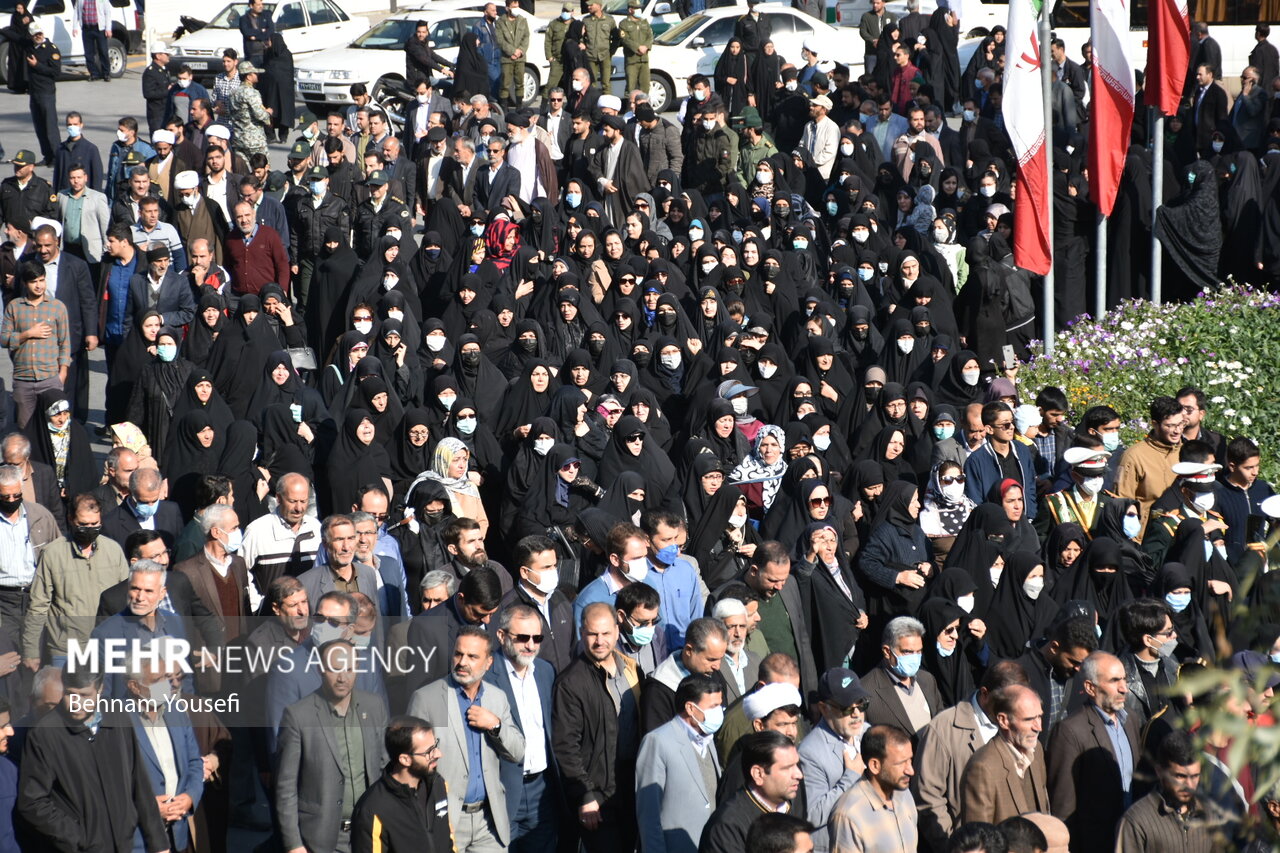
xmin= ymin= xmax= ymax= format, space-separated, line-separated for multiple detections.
xmin=290 ymin=403 xmax=302 ymax=423
xmin=1001 ymin=345 xmax=1016 ymax=368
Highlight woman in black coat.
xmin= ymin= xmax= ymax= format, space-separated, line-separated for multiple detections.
xmin=126 ymin=325 xmax=193 ymax=464
xmin=260 ymin=31 xmax=296 ymax=142
xmin=107 ymin=310 xmax=163 ymax=428
xmin=455 ymin=31 xmax=491 ymax=98
xmin=795 ymin=520 xmax=867 ymax=674
xmin=25 ymin=390 xmax=96 ymax=500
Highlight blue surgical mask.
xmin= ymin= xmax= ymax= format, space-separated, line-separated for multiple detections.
xmin=456 ymin=416 xmax=477 ymax=435
xmin=1123 ymin=515 xmax=1141 ymax=539
xmin=655 ymin=544 xmax=680 ymax=565
xmin=470 ymin=224 xmax=485 ymax=237
xmin=425 ymin=248 xmax=440 ymax=258
xmin=793 ymin=239 xmax=808 ymax=251
xmin=933 ymin=424 xmax=955 ymax=441
xmin=628 ymin=622 xmax=655 ymax=646
xmin=133 ymin=499 xmax=159 ymax=520
xmin=857 ymin=267 xmax=874 ymax=281
xmin=223 ymin=528 xmax=243 ymax=553
xmin=826 ymin=201 xmax=838 ymax=216
xmin=565 ymin=192 xmax=581 ymax=207
xmin=1100 ymin=432 xmax=1121 ymax=451
xmin=561 ymin=10 xmax=570 ymax=18
xmin=893 ymin=652 xmax=922 ymax=679
xmin=1271 ymin=652 xmax=1280 ymax=665
xmin=1095 ymin=623 xmax=1102 ymax=638
xmin=695 ymin=703 xmax=724 ymax=734
xmin=310 ymin=180 xmax=325 ymax=195
xmin=1165 ymin=591 xmax=1191 ymax=613
xmin=936 ymin=641 xmax=954 ymax=658
xmin=156 ymin=344 xmax=177 ymax=362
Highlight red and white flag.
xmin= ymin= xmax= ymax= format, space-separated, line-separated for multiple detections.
xmin=1005 ymin=0 xmax=1051 ymax=274
xmin=1144 ymin=0 xmax=1189 ymax=115
xmin=1090 ymin=0 xmax=1136 ymax=216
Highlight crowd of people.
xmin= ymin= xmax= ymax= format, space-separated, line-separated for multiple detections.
xmin=0 ymin=1 xmax=1277 ymax=853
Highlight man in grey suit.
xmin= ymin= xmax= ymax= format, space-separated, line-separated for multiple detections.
xmin=276 ymin=639 xmax=389 ymax=853
xmin=57 ymin=164 xmax=110 ymax=280
xmin=407 ymin=626 xmax=525 ymax=852
xmin=298 ymin=515 xmax=382 ymax=621
xmin=798 ymin=668 xmax=870 ymax=853
xmin=635 ymin=673 xmax=724 ymax=853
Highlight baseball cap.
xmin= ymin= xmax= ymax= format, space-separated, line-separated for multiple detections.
xmin=289 ymin=140 xmax=311 ymax=159
xmin=818 ymin=668 xmax=869 ymax=706
xmin=307 ymin=165 xmax=327 ymax=180
xmin=810 ymin=95 xmax=833 ymax=110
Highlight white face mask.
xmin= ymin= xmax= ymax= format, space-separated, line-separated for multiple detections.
xmin=1022 ymin=576 xmax=1045 ymax=600
xmin=417 ymin=93 xmax=430 ymax=104
xmin=731 ymin=397 xmax=749 ymax=415
xmin=942 ymin=482 xmax=965 ymax=502
xmin=956 ymin=594 xmax=975 ymax=613
xmin=840 ymin=142 xmax=854 ymax=156
xmin=1078 ymin=475 xmax=1104 ymax=496
xmin=387 ymin=309 xmax=404 ymax=322
xmin=728 ymin=512 xmax=747 ymax=528
xmin=660 ymin=353 xmax=681 ymax=369
xmin=1193 ymin=491 xmax=1216 ymax=512
xmin=933 ymin=227 xmax=948 ymax=243
xmin=758 ymin=364 xmax=777 ymax=379
xmin=702 ymin=118 xmax=717 ymax=131
xmin=353 ymin=320 xmax=373 ymax=335
xmin=963 ymin=109 xmax=975 ymax=122
xmin=689 ymin=227 xmax=704 ymax=241
xmin=989 ymin=566 xmax=1003 ymax=587
xmin=531 ymin=566 xmax=560 ymax=595
xmin=67 ymin=125 xmax=82 ymax=138
xmin=756 ymin=169 xmax=771 ymax=184
xmin=425 ymin=335 xmax=446 ymax=352
xmin=852 ymin=230 xmax=869 ymax=244
xmin=979 ymin=184 xmax=996 ymax=198
xmin=1211 ymin=140 xmax=1224 ymax=153
xmin=814 ymin=433 xmax=832 ymax=451
xmin=534 ymin=437 xmax=554 ymax=456
xmin=117 ymin=129 xmax=129 ymax=143
xmin=572 ymin=79 xmax=585 ymax=92
xmin=785 ymin=80 xmax=798 ymax=91
xmin=623 ymin=556 xmax=649 ymax=582
xmin=382 ymin=275 xmax=399 ymax=291
xmin=438 ymin=394 xmax=456 ymax=410
xmin=701 ymin=260 xmax=717 ymax=274
xmin=962 ymin=369 xmax=980 ymax=386
xmin=896 ymin=338 xmax=914 ymax=354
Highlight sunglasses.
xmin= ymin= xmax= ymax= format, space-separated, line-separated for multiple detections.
xmin=809 ymin=496 xmax=832 ymax=508
xmin=939 ymin=474 xmax=966 ymax=485
xmin=625 ymin=434 xmax=644 ymax=443
xmin=561 ymin=462 xmax=581 ymax=472
xmin=313 ymin=614 xmax=350 ymax=628
xmin=836 ymin=699 xmax=871 ymax=715
xmin=507 ymin=633 xmax=544 ymax=644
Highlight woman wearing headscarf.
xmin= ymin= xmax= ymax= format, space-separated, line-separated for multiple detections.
xmin=183 ymin=291 xmax=226 ymax=369
xmin=714 ymin=37 xmax=751 ymax=119
xmin=390 ymin=479 xmax=457 ymax=611
xmin=260 ymin=403 xmax=315 ymax=486
xmin=25 ymin=391 xmax=96 ymax=500
xmin=1042 ymin=521 xmax=1087 ymax=599
xmin=320 ymin=331 xmax=371 ymax=416
xmin=358 ymin=377 xmax=405 ymax=448
xmin=386 ymin=408 xmax=432 ymax=497
xmin=498 ymin=419 xmax=561 ymax=538
xmin=985 ymin=550 xmax=1059 ymax=659
xmin=687 ymin=488 xmax=761 ymax=591
xmin=453 ymin=31 xmax=491 ymax=99
xmin=107 ymin=310 xmax=164 ymax=428
xmin=1054 ymin=537 xmax=1134 ymax=636
xmin=414 ymin=437 xmax=487 ymax=537
xmin=162 ymin=409 xmax=226 ymax=514
xmin=869 ymin=425 xmax=916 ymax=486
xmin=257 ymin=283 xmax=309 ymax=352
xmin=221 ymin=419 xmax=268 ymax=526
xmin=728 ymin=424 xmax=788 ymax=518
xmin=514 ymin=443 xmax=595 ymax=539
xmin=451 ymin=334 xmax=508 ymax=426
xmin=495 ymin=359 xmax=554 ymax=444
xmin=596 ymin=470 xmax=647 ymax=526
xmin=248 ymin=349 xmax=333 ymax=437
xmin=919 ymin=598 xmax=977 ymax=707
xmin=207 ymin=294 xmax=281 ymax=419
xmin=166 ymin=370 xmax=236 ymax=450
xmin=942 ymin=503 xmax=1011 ymax=618
xmin=880 ymin=317 xmax=933 ymax=387
xmin=1093 ymin=498 xmax=1155 ymax=595
xmin=858 ymin=480 xmax=933 ymax=622
xmin=306 ymin=226 xmax=361 ymax=356
xmin=1153 ymin=159 xmax=1223 ymax=301
xmin=597 ymin=416 xmax=677 ymax=511
xmin=923 ymin=7 xmax=961 ymax=110
xmin=126 ymin=325 xmax=193 ymax=465
xmin=547 ymin=385 xmax=608 ymax=476
xmin=933 ymin=348 xmax=985 ymax=409
xmin=920 ymin=459 xmax=976 ymax=568
xmin=1153 ymin=562 xmax=1216 ymax=664
xmin=988 ymin=478 xmax=1038 ymax=555
xmin=448 ymin=397 xmax=504 ymax=509
xmin=795 ymin=520 xmax=868 ymax=673
xmin=494 ymin=318 xmax=547 ymax=381
xmin=1162 ymin=516 xmax=1237 ymax=634
xmin=682 ymin=451 xmax=725 ymax=521
xmin=323 ymin=409 xmax=393 ymax=516
xmin=697 ymin=398 xmax=750 ymax=473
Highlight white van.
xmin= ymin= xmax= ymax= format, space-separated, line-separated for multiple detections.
xmin=0 ymin=0 xmax=144 ymax=82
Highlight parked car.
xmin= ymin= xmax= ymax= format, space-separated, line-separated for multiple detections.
xmin=0 ymin=0 xmax=142 ymax=82
xmin=293 ymin=6 xmax=549 ymax=111
xmin=170 ymin=0 xmax=367 ymax=83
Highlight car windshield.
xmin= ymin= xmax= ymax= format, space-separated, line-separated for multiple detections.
xmin=205 ymin=2 xmax=277 ymax=28
xmin=351 ymin=17 xmax=417 ymax=48
xmin=655 ymin=13 xmax=706 ymax=44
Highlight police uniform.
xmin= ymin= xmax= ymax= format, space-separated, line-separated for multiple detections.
xmin=27 ymin=28 xmax=61 ymax=164
xmin=582 ymin=10 xmax=618 ymax=94
xmin=544 ymin=7 xmax=572 ymax=99
xmin=0 ymin=152 xmax=60 ymax=232
xmin=619 ymin=2 xmax=653 ymax=97
xmin=352 ymin=169 xmax=410 ymax=260
xmin=495 ymin=5 xmax=530 ymax=107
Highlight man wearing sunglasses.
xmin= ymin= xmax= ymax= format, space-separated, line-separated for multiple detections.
xmin=797 ymin=667 xmax=870 ymax=852
xmin=485 ymin=603 xmax=559 ymax=853
xmin=963 ymin=402 xmax=1039 ymax=521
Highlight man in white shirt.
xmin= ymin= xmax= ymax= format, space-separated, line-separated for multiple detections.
xmin=488 ymin=604 xmax=558 ymax=853
xmin=800 ymin=95 xmax=839 ymax=180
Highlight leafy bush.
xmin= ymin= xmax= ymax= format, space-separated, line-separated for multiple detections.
xmin=1018 ymin=285 xmax=1280 ymax=480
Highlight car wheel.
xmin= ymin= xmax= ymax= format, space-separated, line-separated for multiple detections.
xmin=523 ymin=65 xmax=539 ymax=105
xmin=0 ymin=43 xmax=8 ymax=85
xmin=648 ymin=73 xmax=674 ymax=113
xmin=108 ymin=39 xmax=127 ymax=78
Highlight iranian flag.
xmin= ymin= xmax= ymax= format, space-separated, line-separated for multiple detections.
xmin=1089 ymin=0 xmax=1135 ymax=216
xmin=1005 ymin=0 xmax=1051 ymax=275
xmin=1144 ymin=0 xmax=1189 ymax=116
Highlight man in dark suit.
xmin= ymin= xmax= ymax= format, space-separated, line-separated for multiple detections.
xmin=860 ymin=615 xmax=943 ymax=749
xmin=173 ymin=504 xmax=251 ymax=684
xmin=1 ymin=433 xmax=65 ymax=532
xmin=486 ymin=604 xmax=560 ymax=853
xmin=537 ymin=88 xmax=573 ymax=168
xmin=1251 ymin=25 xmax=1279 ymax=95
xmin=1050 ymin=39 xmax=1088 ymax=126
xmin=1192 ymin=63 xmax=1229 ymax=159
xmin=124 ymin=244 xmax=196 ymax=334
xmin=1010 ymin=615 xmax=1096 ymax=742
xmin=275 ymin=640 xmax=388 ymax=853
xmin=473 ymin=135 xmax=521 ymax=217
xmin=1046 ymin=652 xmax=1140 ymax=851
xmin=565 ymin=68 xmax=601 ymax=119
xmin=31 ymin=223 xmax=97 ymax=423
xmin=406 ymin=565 xmax=505 ymax=690
xmin=498 ymin=535 xmax=574 ymax=673
xmin=380 ymin=136 xmax=418 ymax=217
xmin=100 ymin=468 xmax=184 ymax=551
xmin=1186 ymin=22 xmax=1223 ymax=97
xmin=441 ymin=136 xmax=482 ymax=212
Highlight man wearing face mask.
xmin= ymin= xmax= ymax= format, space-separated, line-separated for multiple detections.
xmin=498 ymin=535 xmax=573 ymax=672
xmin=574 ymin=522 xmax=655 ymax=631
xmin=614 ymin=581 xmax=667 ymax=677
xmin=101 ymin=467 xmax=184 ymax=551
xmin=1141 ymin=461 xmax=1231 ymax=570
xmin=686 ymin=98 xmax=737 ymax=198
xmin=737 ymin=113 xmax=778 ymax=188
xmin=636 ymin=673 xmax=724 ymax=853
xmin=861 ymin=617 xmax=942 ymax=748
xmin=290 ymin=165 xmax=350 ymax=306
xmin=1038 ymin=447 xmax=1117 ymax=538
xmin=53 ymin=112 xmax=103 ymax=193
xmin=171 ymin=505 xmax=250 ymax=692
xmin=173 ymin=172 xmax=229 ymax=270
xmin=1115 ymin=599 xmax=1179 ymax=731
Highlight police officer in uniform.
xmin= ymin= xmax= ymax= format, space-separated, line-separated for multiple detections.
xmin=141 ymin=43 xmax=173 ymax=134
xmin=0 ymin=151 xmax=59 ymax=233
xmin=352 ymin=169 xmax=409 ymax=260
xmin=619 ymin=0 xmax=652 ymax=99
xmin=26 ymin=21 xmax=61 ymax=166
xmin=582 ymin=0 xmax=618 ymax=94
xmin=292 ymin=165 xmax=351 ymax=299
xmin=544 ymin=4 xmax=573 ymax=100
xmin=496 ymin=0 xmax=530 ymax=108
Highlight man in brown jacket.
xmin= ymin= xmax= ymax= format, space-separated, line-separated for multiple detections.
xmin=959 ymin=684 xmax=1050 ymax=826
xmin=175 ymin=503 xmax=252 ymax=692
xmin=914 ymin=661 xmax=1030 ymax=852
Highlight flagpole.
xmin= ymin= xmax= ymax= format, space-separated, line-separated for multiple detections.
xmin=1095 ymin=212 xmax=1107 ymax=317
xmin=1040 ymin=1 xmax=1055 ymax=354
xmin=1151 ymin=107 xmax=1164 ymax=305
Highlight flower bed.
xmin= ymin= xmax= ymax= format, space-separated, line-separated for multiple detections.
xmin=1017 ymin=285 xmax=1280 ymax=480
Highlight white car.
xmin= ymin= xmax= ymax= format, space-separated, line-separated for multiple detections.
xmin=0 ymin=0 xmax=142 ymax=82
xmin=639 ymin=6 xmax=854 ymax=111
xmin=171 ymin=0 xmax=368 ymax=83
xmin=294 ymin=7 xmax=549 ymax=110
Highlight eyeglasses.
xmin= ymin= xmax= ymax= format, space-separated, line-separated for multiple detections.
xmin=412 ymin=743 xmax=441 ymax=757
xmin=549 ymin=96 xmax=564 ymax=102
xmin=836 ymin=699 xmax=871 ymax=715
xmin=939 ymin=474 xmax=966 ymax=485
xmin=488 ymin=147 xmax=504 ymax=154
xmin=809 ymin=496 xmax=832 ymax=508
xmin=313 ymin=614 xmax=351 ymax=628
xmin=507 ymin=633 xmax=544 ymax=644
xmin=561 ymin=462 xmax=581 ymax=472
xmin=1181 ymin=405 xmax=1200 ymax=414
xmin=353 ymin=314 xmax=373 ymax=322
xmin=1154 ymin=627 xmax=1178 ymax=639
xmin=625 ymin=434 xmax=644 ymax=443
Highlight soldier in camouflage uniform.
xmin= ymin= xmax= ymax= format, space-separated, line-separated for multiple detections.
xmin=496 ymin=0 xmax=530 ymax=108
xmin=230 ymin=60 xmax=272 ymax=159
xmin=582 ymin=0 xmax=618 ymax=95
xmin=619 ymin=0 xmax=652 ymax=98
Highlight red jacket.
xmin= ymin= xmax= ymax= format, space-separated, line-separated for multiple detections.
xmin=224 ymin=223 xmax=291 ymax=297
xmin=890 ymin=62 xmax=920 ymax=115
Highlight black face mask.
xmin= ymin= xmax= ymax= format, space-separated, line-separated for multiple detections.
xmin=657 ymin=312 xmax=676 ymax=327
xmin=865 ymin=386 xmax=881 ymax=404
xmin=73 ymin=524 xmax=101 ymax=547
xmin=588 ymin=338 xmax=605 ymax=356
xmin=460 ymin=351 xmax=481 ymax=367
xmin=422 ymin=509 xmax=445 ymax=525
xmin=0 ymin=496 xmax=21 ymax=515
xmin=631 ymin=350 xmax=652 ymax=368
xmin=852 ymin=326 xmax=869 ymax=341
xmin=776 ymin=207 xmax=791 ymax=220
xmin=752 ymin=209 xmax=768 ymax=223
xmin=531 ymin=210 xmax=542 ymax=225
xmin=740 ymin=347 xmax=758 ymax=366
xmin=760 ymin=265 xmax=778 ymax=281
xmin=726 ymin=281 xmax=744 ymax=295
xmin=518 ymin=338 xmax=538 ymax=353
